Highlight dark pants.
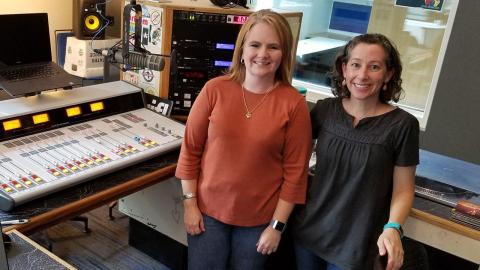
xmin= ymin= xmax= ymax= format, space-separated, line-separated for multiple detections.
xmin=294 ymin=242 xmax=342 ymax=270
xmin=187 ymin=215 xmax=269 ymax=270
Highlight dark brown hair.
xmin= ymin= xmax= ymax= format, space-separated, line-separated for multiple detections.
xmin=330 ymin=33 xmax=403 ymax=103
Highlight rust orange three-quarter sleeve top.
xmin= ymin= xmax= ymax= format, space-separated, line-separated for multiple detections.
xmin=175 ymin=76 xmax=312 ymax=226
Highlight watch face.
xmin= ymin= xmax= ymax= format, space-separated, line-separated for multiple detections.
xmin=271 ymin=220 xmax=286 ymax=232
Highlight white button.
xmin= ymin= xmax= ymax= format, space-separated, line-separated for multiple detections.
xmin=162 ymin=104 xmax=170 ymax=115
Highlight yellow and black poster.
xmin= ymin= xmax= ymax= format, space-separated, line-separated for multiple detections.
xmin=396 ymin=0 xmax=444 ymax=11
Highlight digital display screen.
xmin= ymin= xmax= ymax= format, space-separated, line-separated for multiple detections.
xmin=90 ymin=101 xmax=105 ymax=112
xmin=3 ymin=119 xmax=21 ymax=131
xmin=329 ymin=2 xmax=372 ymax=34
xmin=216 ymin=43 xmax=235 ymax=50
xmin=214 ymin=60 xmax=232 ymax=67
xmin=183 ymin=71 xmax=206 ymax=79
xmin=227 ymin=15 xmax=248 ymax=25
xmin=66 ymin=106 xmax=82 ymax=117
xmin=32 ymin=113 xmax=49 ymax=124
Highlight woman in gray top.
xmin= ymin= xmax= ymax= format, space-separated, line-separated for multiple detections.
xmin=292 ymin=33 xmax=419 ymax=270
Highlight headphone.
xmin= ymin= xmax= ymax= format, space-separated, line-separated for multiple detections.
xmin=210 ymin=0 xmax=248 ymax=8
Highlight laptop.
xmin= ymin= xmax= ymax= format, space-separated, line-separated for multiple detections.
xmin=0 ymin=13 xmax=81 ymax=97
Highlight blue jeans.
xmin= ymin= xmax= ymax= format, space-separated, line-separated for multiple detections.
xmin=187 ymin=215 xmax=268 ymax=270
xmin=295 ymin=242 xmax=342 ymax=270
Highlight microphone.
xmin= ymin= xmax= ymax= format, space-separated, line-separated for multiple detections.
xmin=99 ymin=49 xmax=165 ymax=71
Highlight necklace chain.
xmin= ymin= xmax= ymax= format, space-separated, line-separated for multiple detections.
xmin=241 ymin=84 xmax=275 ymax=119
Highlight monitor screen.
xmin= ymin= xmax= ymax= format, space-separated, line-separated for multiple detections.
xmin=0 ymin=13 xmax=52 ymax=66
xmin=329 ymin=2 xmax=372 ymax=34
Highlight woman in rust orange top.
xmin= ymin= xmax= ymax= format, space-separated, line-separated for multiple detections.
xmin=175 ymin=9 xmax=311 ymax=270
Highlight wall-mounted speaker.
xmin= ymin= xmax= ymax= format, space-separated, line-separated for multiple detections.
xmin=73 ymin=0 xmax=106 ymax=40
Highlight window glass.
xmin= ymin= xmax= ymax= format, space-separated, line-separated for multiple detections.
xmin=256 ymin=0 xmax=456 ymax=114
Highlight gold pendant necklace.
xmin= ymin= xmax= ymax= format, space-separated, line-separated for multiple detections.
xmin=241 ymin=83 xmax=276 ymax=119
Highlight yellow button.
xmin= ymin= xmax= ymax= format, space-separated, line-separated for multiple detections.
xmin=53 ymin=172 xmax=61 ymax=176
xmin=71 ymin=166 xmax=78 ymax=171
xmin=79 ymin=163 xmax=86 ymax=168
xmin=63 ymin=169 xmax=70 ymax=174
xmin=144 ymin=143 xmax=150 ymax=147
xmin=15 ymin=184 xmax=22 ymax=188
xmin=95 ymin=158 xmax=102 ymax=163
xmin=150 ymin=140 xmax=157 ymax=145
xmin=25 ymin=181 xmax=32 ymax=185
xmin=5 ymin=187 xmax=12 ymax=192
xmin=125 ymin=149 xmax=131 ymax=153
xmin=131 ymin=147 xmax=137 ymax=152
xmin=103 ymin=156 xmax=110 ymax=160
xmin=87 ymin=161 xmax=94 ymax=165
xmin=35 ymin=177 xmax=43 ymax=182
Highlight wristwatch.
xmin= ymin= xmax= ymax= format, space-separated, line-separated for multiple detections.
xmin=270 ymin=220 xmax=286 ymax=233
xmin=181 ymin=192 xmax=196 ymax=201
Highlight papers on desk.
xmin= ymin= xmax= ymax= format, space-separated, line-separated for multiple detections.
xmin=296 ymin=37 xmax=348 ymax=60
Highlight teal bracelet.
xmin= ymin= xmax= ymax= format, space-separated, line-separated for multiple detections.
xmin=383 ymin=222 xmax=404 ymax=238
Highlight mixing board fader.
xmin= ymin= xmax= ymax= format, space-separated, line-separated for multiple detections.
xmin=0 ymin=81 xmax=185 ymax=211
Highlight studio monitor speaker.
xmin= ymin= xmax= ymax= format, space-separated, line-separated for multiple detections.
xmin=210 ymin=0 xmax=248 ymax=8
xmin=73 ymin=0 xmax=106 ymax=40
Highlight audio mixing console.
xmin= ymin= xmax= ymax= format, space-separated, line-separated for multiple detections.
xmin=0 ymin=81 xmax=184 ymax=211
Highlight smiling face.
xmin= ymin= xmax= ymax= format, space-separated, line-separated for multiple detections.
xmin=342 ymin=43 xmax=393 ymax=103
xmin=241 ymin=22 xmax=283 ymax=83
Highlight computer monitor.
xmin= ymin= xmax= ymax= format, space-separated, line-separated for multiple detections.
xmin=329 ymin=1 xmax=372 ymax=35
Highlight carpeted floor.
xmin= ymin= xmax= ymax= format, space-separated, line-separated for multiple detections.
xmin=30 ymin=204 xmax=170 ymax=270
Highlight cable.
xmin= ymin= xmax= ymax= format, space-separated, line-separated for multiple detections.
xmin=92 ymin=0 xmax=171 ymax=72
xmin=89 ymin=0 xmax=112 ymax=53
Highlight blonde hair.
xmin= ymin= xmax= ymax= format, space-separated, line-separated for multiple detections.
xmin=227 ymin=9 xmax=294 ymax=85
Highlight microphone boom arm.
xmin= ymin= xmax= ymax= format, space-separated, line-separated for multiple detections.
xmin=123 ymin=0 xmax=143 ymax=56
xmin=98 ymin=0 xmax=170 ymax=81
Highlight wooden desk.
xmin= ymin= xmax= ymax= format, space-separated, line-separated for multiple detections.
xmin=406 ymin=197 xmax=480 ymax=269
xmin=407 ymin=150 xmax=480 ymax=269
xmin=1 ymin=151 xmax=178 ymax=235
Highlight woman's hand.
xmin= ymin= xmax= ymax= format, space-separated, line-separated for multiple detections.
xmin=256 ymin=226 xmax=281 ymax=255
xmin=183 ymin=200 xmax=205 ymax=235
xmin=377 ymin=228 xmax=404 ymax=270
